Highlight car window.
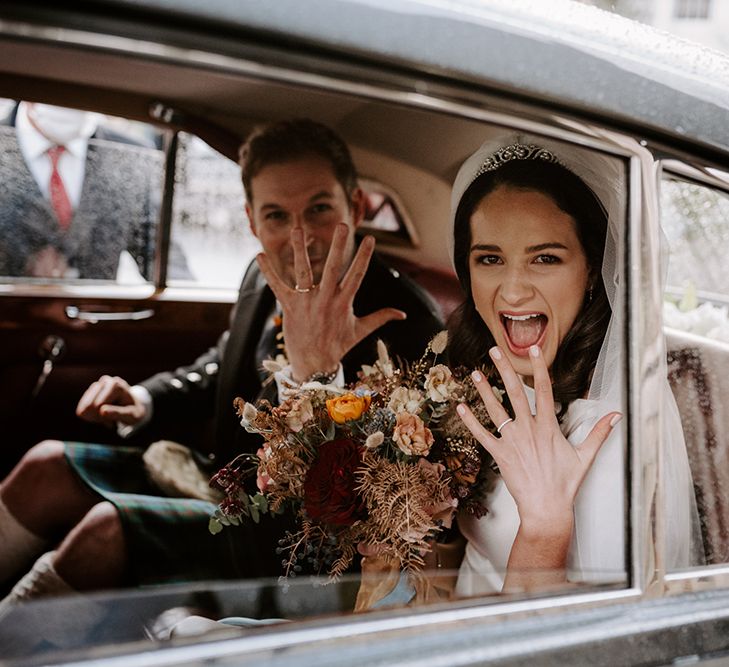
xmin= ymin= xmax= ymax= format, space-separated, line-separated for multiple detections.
xmin=662 ymin=173 xmax=729 ymax=567
xmin=169 ymin=131 xmax=256 ymax=288
xmin=359 ymin=178 xmax=414 ymax=245
xmin=0 ymin=99 xmax=176 ymax=284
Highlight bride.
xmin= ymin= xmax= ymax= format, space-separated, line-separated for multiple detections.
xmin=446 ymin=134 xmax=700 ymax=595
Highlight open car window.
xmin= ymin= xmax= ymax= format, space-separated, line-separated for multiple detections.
xmin=0 ymin=117 xmax=635 ymax=666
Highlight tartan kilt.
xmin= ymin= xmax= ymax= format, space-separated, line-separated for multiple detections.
xmin=63 ymin=442 xmax=277 ymax=587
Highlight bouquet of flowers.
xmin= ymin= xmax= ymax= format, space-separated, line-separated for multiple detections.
xmin=209 ymin=331 xmax=505 ymax=602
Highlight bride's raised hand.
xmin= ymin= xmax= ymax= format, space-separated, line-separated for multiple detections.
xmin=456 ymin=344 xmax=621 ymax=535
xmin=256 ymin=223 xmax=406 ymax=383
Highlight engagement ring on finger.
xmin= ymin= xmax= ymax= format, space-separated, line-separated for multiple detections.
xmin=496 ymin=417 xmax=513 ymax=433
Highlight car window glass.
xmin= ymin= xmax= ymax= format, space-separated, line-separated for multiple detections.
xmin=0 ymin=99 xmax=169 ymax=284
xmin=169 ymin=131 xmax=257 ymax=288
xmin=359 ymin=178 xmax=414 ymax=245
xmin=662 ymin=175 xmax=729 ymax=567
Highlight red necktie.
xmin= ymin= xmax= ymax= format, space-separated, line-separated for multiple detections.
xmin=47 ymin=145 xmax=73 ymax=231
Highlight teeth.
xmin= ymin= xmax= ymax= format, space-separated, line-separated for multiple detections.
xmin=502 ymin=313 xmax=541 ymax=321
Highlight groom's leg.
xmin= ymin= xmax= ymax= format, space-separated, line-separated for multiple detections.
xmin=0 ymin=440 xmax=99 ymax=585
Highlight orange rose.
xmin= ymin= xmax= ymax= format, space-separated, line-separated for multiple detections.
xmin=326 ymin=392 xmax=371 ymax=424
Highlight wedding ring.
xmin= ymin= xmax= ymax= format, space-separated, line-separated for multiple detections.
xmin=496 ymin=417 xmax=513 ymax=434
xmin=294 ymin=283 xmax=315 ymax=293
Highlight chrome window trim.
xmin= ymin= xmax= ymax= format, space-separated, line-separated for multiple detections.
xmin=1 ymin=10 xmax=712 ymax=651
xmin=628 ymin=154 xmax=647 ymax=593
xmin=628 ymin=150 xmax=666 ymax=595
xmin=54 ymin=588 xmax=646 ymax=667
xmin=661 ymin=161 xmax=729 ymax=195
xmin=0 ymin=283 xmax=238 ymax=304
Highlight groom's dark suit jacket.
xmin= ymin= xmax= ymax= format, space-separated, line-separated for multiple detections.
xmin=0 ymin=108 xmax=190 ymax=280
xmin=141 ymin=255 xmax=444 ymax=466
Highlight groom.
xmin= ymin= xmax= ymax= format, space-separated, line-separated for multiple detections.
xmin=0 ymin=118 xmax=443 ymax=602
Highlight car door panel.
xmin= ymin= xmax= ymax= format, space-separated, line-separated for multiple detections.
xmin=0 ymin=293 xmax=233 ymax=475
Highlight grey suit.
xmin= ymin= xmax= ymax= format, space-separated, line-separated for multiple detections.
xmin=0 ymin=116 xmax=191 ymax=280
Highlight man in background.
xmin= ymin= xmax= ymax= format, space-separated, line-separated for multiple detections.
xmin=0 ymin=101 xmax=191 ymax=280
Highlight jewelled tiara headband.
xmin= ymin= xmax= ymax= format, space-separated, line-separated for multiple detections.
xmin=450 ymin=138 xmax=568 ymax=233
xmin=470 ymin=142 xmax=563 ymax=182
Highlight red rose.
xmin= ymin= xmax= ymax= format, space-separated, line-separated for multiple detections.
xmin=303 ymin=438 xmax=364 ymax=526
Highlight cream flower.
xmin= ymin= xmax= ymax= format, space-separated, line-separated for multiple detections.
xmin=429 ymin=330 xmax=448 ymax=355
xmin=376 ymin=339 xmax=394 ymax=377
xmin=387 ymin=387 xmax=423 ymax=414
xmin=285 ymin=396 xmax=314 ymax=433
xmin=424 ymin=364 xmax=458 ymax=403
xmin=262 ymin=354 xmax=288 ymax=374
xmin=364 ymin=431 xmax=385 ymax=449
xmin=239 ymin=402 xmax=259 ymax=432
xmin=392 ymin=412 xmax=434 ymax=456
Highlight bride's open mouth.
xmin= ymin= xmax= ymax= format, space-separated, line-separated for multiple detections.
xmin=501 ymin=312 xmax=548 ymax=356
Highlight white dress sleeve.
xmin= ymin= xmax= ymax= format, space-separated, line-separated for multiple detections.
xmin=564 ymin=399 xmax=626 ymax=584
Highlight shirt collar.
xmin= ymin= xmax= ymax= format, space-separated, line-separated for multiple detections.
xmin=15 ymin=102 xmax=89 ymax=160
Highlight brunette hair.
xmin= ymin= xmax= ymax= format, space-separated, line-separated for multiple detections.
xmin=448 ymin=158 xmax=611 ymax=407
xmin=238 ymin=118 xmax=358 ymax=205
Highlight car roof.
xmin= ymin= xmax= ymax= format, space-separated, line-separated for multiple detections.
xmin=6 ymin=0 xmax=725 ymax=158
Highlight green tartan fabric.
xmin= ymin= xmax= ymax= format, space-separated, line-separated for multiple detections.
xmin=64 ymin=442 xmax=253 ymax=586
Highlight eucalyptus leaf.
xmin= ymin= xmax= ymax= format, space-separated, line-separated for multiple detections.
xmin=325 ymin=421 xmax=336 ymax=440
xmin=208 ymin=517 xmax=223 ymax=535
xmin=253 ymin=493 xmax=269 ymax=513
xmin=213 ymin=509 xmax=231 ymax=526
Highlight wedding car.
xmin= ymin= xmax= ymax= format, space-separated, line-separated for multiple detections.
xmin=1 ymin=0 xmax=729 ymax=665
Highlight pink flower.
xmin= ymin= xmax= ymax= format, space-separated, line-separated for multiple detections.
xmin=256 ymin=447 xmax=272 ymax=493
xmin=392 ymin=412 xmax=434 ymax=456
xmin=418 ymin=459 xmax=457 ymax=530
